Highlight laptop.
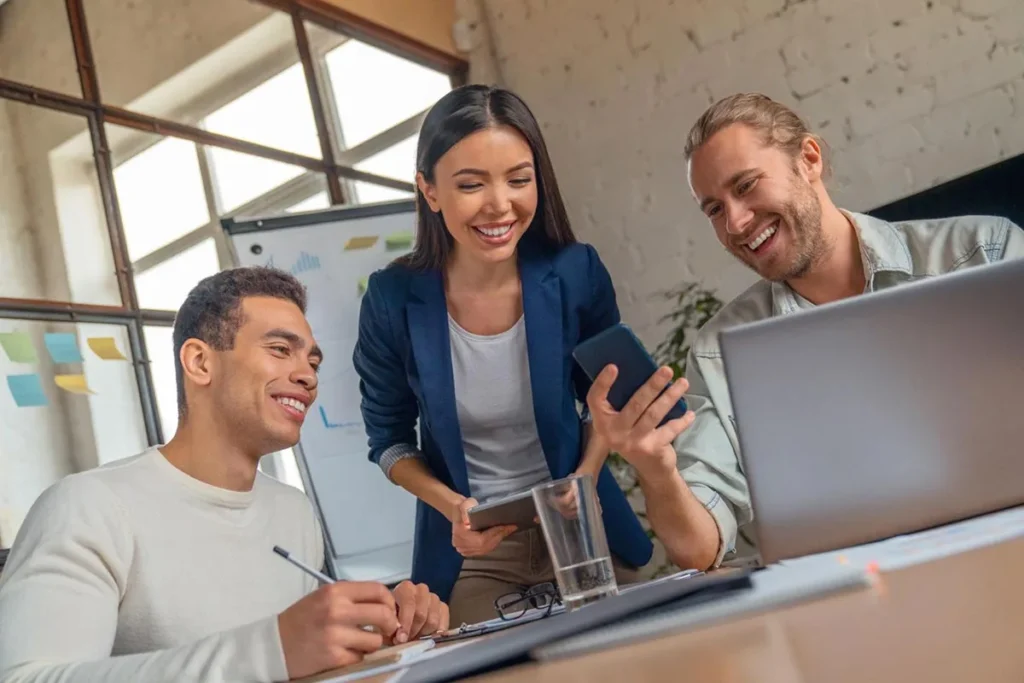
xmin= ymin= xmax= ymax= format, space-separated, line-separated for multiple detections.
xmin=719 ymin=256 xmax=1024 ymax=565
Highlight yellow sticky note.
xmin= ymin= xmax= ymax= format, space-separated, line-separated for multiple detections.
xmin=88 ymin=337 xmax=128 ymax=360
xmin=357 ymin=277 xmax=369 ymax=297
xmin=54 ymin=374 xmax=95 ymax=395
xmin=345 ymin=236 xmax=379 ymax=251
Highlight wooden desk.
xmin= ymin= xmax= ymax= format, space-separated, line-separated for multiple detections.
xmin=466 ymin=538 xmax=1024 ymax=682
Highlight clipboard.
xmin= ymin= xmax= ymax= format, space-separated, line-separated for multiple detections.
xmin=426 ymin=569 xmax=704 ymax=643
xmin=401 ymin=569 xmax=754 ymax=683
xmin=427 ymin=602 xmax=568 ymax=643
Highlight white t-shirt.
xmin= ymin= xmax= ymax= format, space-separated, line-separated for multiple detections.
xmin=448 ymin=314 xmax=552 ymax=503
xmin=0 ymin=447 xmax=324 ymax=683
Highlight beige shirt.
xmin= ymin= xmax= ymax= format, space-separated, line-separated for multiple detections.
xmin=675 ymin=211 xmax=1024 ymax=567
xmin=0 ymin=448 xmax=324 ymax=683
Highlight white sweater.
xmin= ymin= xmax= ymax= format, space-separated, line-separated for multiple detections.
xmin=0 ymin=448 xmax=324 ymax=683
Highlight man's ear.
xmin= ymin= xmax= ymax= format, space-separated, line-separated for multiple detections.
xmin=179 ymin=339 xmax=214 ymax=390
xmin=416 ymin=172 xmax=441 ymax=213
xmin=799 ymin=135 xmax=824 ymax=183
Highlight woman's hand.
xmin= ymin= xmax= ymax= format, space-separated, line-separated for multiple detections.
xmin=451 ymin=497 xmax=517 ymax=557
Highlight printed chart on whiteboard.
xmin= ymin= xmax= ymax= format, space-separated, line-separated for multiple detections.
xmin=223 ymin=200 xmax=418 ymax=583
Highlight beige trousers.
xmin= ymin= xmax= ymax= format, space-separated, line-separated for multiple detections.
xmin=447 ymin=528 xmax=641 ymax=626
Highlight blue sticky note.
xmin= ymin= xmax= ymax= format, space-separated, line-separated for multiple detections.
xmin=7 ymin=374 xmax=48 ymax=407
xmin=44 ymin=333 xmax=84 ymax=364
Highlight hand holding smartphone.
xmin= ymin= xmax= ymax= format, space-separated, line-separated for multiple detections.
xmin=572 ymin=323 xmax=688 ymax=426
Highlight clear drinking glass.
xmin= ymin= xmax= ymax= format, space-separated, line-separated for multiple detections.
xmin=531 ymin=474 xmax=618 ymax=609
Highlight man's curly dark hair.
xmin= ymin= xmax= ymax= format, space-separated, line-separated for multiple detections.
xmin=172 ymin=267 xmax=307 ymax=418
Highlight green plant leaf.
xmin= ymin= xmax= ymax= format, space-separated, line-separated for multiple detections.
xmin=651 ymin=282 xmax=723 ymax=377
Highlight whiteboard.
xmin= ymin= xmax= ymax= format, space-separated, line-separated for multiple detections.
xmin=222 ymin=200 xmax=418 ymax=584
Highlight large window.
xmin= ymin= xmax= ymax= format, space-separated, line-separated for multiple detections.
xmin=111 ymin=19 xmax=454 ymax=316
xmin=0 ymin=0 xmax=463 ymax=544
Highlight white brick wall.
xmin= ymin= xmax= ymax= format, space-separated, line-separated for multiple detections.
xmin=468 ymin=0 xmax=1024 ymax=345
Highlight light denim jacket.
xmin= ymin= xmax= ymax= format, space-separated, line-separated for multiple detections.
xmin=675 ymin=210 xmax=1024 ymax=567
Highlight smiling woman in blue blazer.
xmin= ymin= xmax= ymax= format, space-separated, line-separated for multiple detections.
xmin=353 ymin=85 xmax=652 ymax=625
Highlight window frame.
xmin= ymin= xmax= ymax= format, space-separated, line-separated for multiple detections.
xmin=119 ymin=31 xmax=441 ymax=287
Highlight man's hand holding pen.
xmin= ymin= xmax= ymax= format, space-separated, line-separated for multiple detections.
xmin=273 ymin=545 xmax=449 ymax=679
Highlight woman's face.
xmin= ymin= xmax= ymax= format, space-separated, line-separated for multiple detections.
xmin=417 ymin=124 xmax=538 ymax=267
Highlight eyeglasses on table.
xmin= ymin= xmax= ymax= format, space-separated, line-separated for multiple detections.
xmin=494 ymin=581 xmax=564 ymax=621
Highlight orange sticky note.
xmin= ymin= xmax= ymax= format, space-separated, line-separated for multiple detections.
xmin=54 ymin=374 xmax=95 ymax=395
xmin=87 ymin=337 xmax=128 ymax=360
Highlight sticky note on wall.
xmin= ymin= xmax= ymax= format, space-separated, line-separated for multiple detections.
xmin=44 ymin=333 xmax=84 ymax=364
xmin=0 ymin=332 xmax=38 ymax=363
xmin=357 ymin=277 xmax=369 ymax=297
xmin=55 ymin=374 xmax=95 ymax=395
xmin=385 ymin=232 xmax=414 ymax=251
xmin=88 ymin=337 xmax=128 ymax=360
xmin=7 ymin=374 xmax=48 ymax=407
xmin=345 ymin=236 xmax=379 ymax=251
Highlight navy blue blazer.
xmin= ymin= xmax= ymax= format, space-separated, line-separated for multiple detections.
xmin=352 ymin=239 xmax=654 ymax=601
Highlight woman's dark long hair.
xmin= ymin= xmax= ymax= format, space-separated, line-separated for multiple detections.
xmin=396 ymin=84 xmax=576 ymax=271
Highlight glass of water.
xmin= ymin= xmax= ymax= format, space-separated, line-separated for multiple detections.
xmin=531 ymin=474 xmax=618 ymax=610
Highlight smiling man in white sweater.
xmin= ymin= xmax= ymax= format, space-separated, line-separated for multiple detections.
xmin=0 ymin=267 xmax=448 ymax=683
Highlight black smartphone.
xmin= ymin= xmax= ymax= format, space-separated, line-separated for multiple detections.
xmin=572 ymin=323 xmax=688 ymax=425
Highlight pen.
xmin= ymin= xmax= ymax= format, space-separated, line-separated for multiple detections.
xmin=273 ymin=545 xmax=335 ymax=585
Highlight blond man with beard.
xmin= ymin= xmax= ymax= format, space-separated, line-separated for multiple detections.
xmin=585 ymin=93 xmax=1024 ymax=572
